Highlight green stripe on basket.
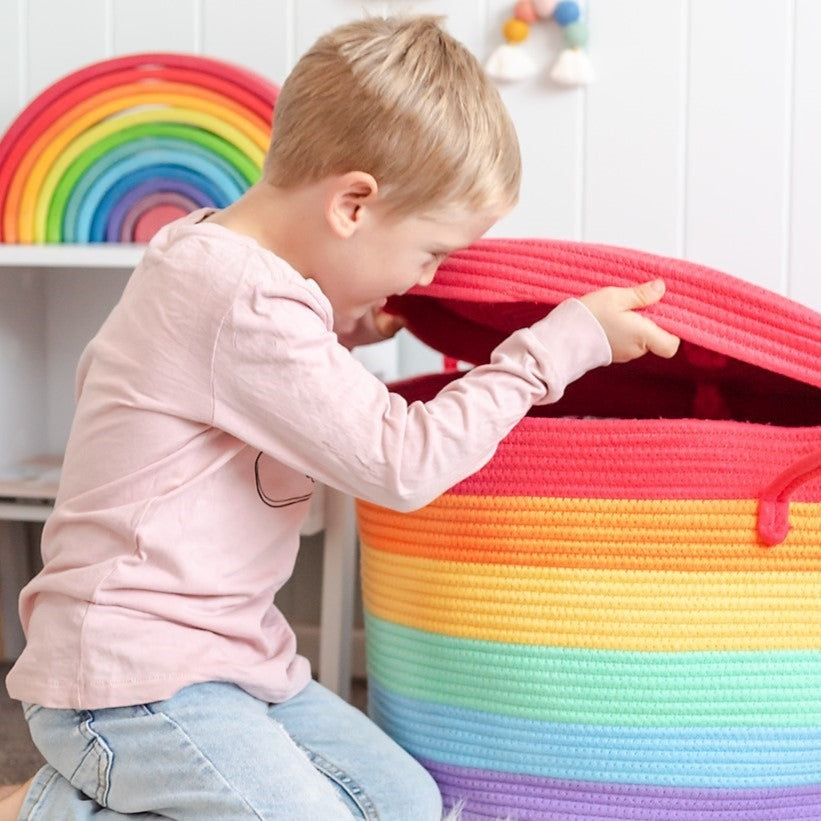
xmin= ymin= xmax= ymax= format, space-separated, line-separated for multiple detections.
xmin=364 ymin=612 xmax=821 ymax=727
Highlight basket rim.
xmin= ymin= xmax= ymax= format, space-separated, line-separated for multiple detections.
xmin=387 ymin=238 xmax=821 ymax=391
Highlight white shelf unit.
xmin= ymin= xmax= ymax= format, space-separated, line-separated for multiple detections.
xmin=0 ymin=245 xmax=145 ymax=659
xmin=0 ymin=244 xmax=140 ymax=511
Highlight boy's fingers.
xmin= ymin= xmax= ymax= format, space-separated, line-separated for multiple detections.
xmin=622 ymin=279 xmax=666 ymax=310
xmin=644 ymin=322 xmax=681 ymax=359
xmin=373 ymin=310 xmax=406 ymax=339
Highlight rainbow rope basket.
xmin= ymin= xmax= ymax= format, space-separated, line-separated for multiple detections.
xmin=357 ymin=240 xmax=821 ymax=820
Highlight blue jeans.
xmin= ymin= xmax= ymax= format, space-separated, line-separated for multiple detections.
xmin=19 ymin=680 xmax=442 ymax=819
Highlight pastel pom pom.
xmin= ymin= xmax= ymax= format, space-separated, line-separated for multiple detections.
xmin=532 ymin=0 xmax=559 ymax=17
xmin=514 ymin=0 xmax=538 ymax=24
xmin=550 ymin=47 xmax=596 ymax=85
xmin=562 ymin=20 xmax=589 ymax=48
xmin=487 ymin=0 xmax=593 ymax=87
xmin=485 ymin=43 xmax=539 ymax=81
xmin=553 ymin=0 xmax=581 ymax=26
xmin=503 ymin=17 xmax=530 ymax=43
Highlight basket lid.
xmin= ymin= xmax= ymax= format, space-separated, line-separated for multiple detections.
xmin=386 ymin=238 xmax=821 ymax=391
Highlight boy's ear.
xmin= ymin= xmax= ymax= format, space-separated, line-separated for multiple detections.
xmin=325 ymin=171 xmax=379 ymax=238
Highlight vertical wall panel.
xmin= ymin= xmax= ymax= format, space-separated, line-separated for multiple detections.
xmin=202 ymin=0 xmax=292 ymax=84
xmin=790 ymin=0 xmax=821 ymax=311
xmin=111 ymin=0 xmax=198 ymax=54
xmin=486 ymin=0 xmax=584 ymax=239
xmin=402 ymin=0 xmax=485 ymax=53
xmin=26 ymin=0 xmax=107 ymax=98
xmin=584 ymin=0 xmax=687 ymax=256
xmin=685 ymin=0 xmax=792 ymax=292
xmin=294 ymin=0 xmax=385 ymax=60
xmin=0 ymin=269 xmax=46 ymax=468
xmin=0 ymin=0 xmax=23 ymax=134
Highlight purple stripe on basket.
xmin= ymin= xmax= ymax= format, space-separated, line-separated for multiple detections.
xmin=422 ymin=759 xmax=821 ymax=821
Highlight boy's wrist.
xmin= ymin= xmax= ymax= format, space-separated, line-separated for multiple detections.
xmin=525 ymin=297 xmax=612 ymax=404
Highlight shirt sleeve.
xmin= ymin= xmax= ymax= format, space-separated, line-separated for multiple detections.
xmin=211 ymin=277 xmax=611 ymax=512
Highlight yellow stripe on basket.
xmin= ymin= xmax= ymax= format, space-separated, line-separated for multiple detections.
xmin=357 ymin=497 xmax=821 ymax=572
xmin=360 ymin=545 xmax=821 ymax=651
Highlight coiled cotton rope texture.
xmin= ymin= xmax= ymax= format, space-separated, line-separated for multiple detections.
xmin=358 ymin=238 xmax=821 ymax=820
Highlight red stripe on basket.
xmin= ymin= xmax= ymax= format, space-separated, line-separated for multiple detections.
xmin=447 ymin=418 xmax=821 ymax=501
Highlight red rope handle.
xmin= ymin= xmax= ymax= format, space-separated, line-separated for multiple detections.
xmin=758 ymin=449 xmax=821 ymax=546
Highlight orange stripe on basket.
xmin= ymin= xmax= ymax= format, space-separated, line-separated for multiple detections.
xmin=356 ymin=496 xmax=821 ymax=572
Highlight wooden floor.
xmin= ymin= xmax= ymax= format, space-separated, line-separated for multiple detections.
xmin=0 ymin=662 xmax=43 ymax=786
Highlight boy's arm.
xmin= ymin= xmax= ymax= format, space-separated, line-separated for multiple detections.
xmin=211 ymin=287 xmax=611 ymax=512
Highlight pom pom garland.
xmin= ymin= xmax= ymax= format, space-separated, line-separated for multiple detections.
xmin=550 ymin=45 xmax=595 ymax=86
xmin=486 ymin=0 xmax=594 ymax=86
xmin=485 ymin=44 xmax=539 ymax=82
xmin=532 ymin=0 xmax=560 ymax=16
xmin=562 ymin=20 xmax=590 ymax=48
xmin=503 ymin=17 xmax=531 ymax=44
xmin=513 ymin=0 xmax=538 ymax=25
xmin=553 ymin=0 xmax=581 ymax=26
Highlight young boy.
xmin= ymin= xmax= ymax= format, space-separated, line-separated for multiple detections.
xmin=1 ymin=14 xmax=679 ymax=820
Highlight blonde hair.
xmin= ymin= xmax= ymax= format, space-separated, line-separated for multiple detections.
xmin=263 ymin=15 xmax=521 ymax=215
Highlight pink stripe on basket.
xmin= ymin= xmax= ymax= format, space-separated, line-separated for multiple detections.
xmin=444 ymin=417 xmax=821 ymax=501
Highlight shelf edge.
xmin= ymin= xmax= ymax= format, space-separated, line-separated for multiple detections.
xmin=0 ymin=244 xmax=145 ymax=269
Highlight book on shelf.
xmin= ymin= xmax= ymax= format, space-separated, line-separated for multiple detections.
xmin=0 ymin=455 xmax=61 ymax=505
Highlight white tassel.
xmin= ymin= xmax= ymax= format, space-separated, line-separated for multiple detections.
xmin=485 ymin=43 xmax=539 ymax=82
xmin=549 ymin=47 xmax=595 ymax=86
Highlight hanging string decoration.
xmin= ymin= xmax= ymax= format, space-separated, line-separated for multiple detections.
xmin=486 ymin=0 xmax=594 ymax=86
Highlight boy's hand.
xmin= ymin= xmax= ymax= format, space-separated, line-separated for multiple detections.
xmin=335 ymin=307 xmax=407 ymax=350
xmin=372 ymin=309 xmax=406 ymax=340
xmin=578 ymin=279 xmax=680 ymax=363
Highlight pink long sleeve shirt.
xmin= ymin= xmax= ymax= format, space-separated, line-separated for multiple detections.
xmin=6 ymin=211 xmax=611 ymax=710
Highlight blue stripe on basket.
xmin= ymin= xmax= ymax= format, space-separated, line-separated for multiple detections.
xmin=368 ymin=681 xmax=821 ymax=788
